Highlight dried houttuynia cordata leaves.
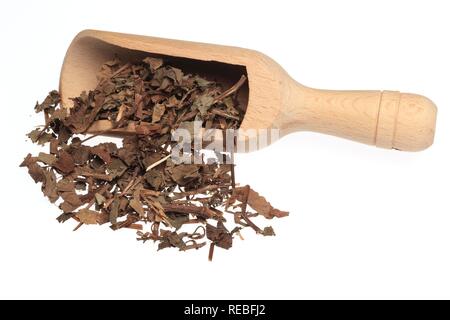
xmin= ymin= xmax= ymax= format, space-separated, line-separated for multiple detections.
xmin=20 ymin=56 xmax=289 ymax=260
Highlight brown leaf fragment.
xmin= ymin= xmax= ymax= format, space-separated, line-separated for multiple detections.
xmin=167 ymin=232 xmax=186 ymax=249
xmin=96 ymin=212 xmax=110 ymax=225
xmin=144 ymin=170 xmax=165 ymax=190
xmin=64 ymin=92 xmax=105 ymax=133
xmin=56 ymin=212 xmax=74 ymax=223
xmin=27 ymin=163 xmax=45 ymax=183
xmin=49 ymin=139 xmax=59 ymax=154
xmin=56 ymin=179 xmax=75 ymax=193
xmin=60 ymin=191 xmax=82 ymax=207
xmin=20 ymin=154 xmax=46 ymax=183
xmin=37 ymin=152 xmax=57 ymax=165
xmin=60 ymin=201 xmax=79 ymax=213
xmin=157 ymin=240 xmax=171 ymax=251
xmin=194 ymin=76 xmax=213 ymax=88
xmin=165 ymin=95 xmax=179 ymax=108
xmin=76 ymin=209 xmax=101 ymax=225
xmin=116 ymin=104 xmax=127 ymax=121
xmin=19 ymin=153 xmax=35 ymax=167
xmin=27 ymin=128 xmax=54 ymax=145
xmin=135 ymin=93 xmax=144 ymax=120
xmin=53 ymin=151 xmax=75 ymax=174
xmin=50 ymin=108 xmax=68 ymax=122
xmin=106 ymin=158 xmax=127 ymax=179
xmin=237 ymin=186 xmax=289 ymax=219
xmin=152 ymin=103 xmax=165 ymax=123
xmin=109 ymin=198 xmax=120 ymax=225
xmin=75 ymin=181 xmax=86 ymax=191
xmin=91 ymin=145 xmax=112 ymax=164
xmin=129 ymin=197 xmax=145 ymax=218
xmin=68 ymin=144 xmax=91 ymax=165
xmin=157 ymin=231 xmax=186 ymax=251
xmin=166 ymin=213 xmax=189 ymax=230
xmin=166 ymin=67 xmax=184 ymax=84
xmin=169 ymin=164 xmax=200 ymax=186
xmin=143 ymin=57 xmax=163 ymax=72
xmin=42 ymin=169 xmax=58 ymax=203
xmin=193 ymin=94 xmax=214 ymax=116
xmin=35 ymin=90 xmax=60 ymax=113
xmin=262 ymin=226 xmax=276 ymax=236
xmin=143 ymin=196 xmax=170 ymax=225
xmin=94 ymin=193 xmax=106 ymax=206
xmin=143 ymin=153 xmax=164 ymax=169
xmin=134 ymin=122 xmax=162 ymax=135
xmin=206 ymin=222 xmax=232 ymax=249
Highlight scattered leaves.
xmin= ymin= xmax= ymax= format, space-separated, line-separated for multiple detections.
xmin=21 ymin=56 xmax=289 ymax=261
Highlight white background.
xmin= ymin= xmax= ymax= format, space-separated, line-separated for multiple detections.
xmin=1 ymin=0 xmax=449 ymax=299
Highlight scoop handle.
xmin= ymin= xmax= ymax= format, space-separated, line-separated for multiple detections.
xmin=284 ymin=85 xmax=437 ymax=151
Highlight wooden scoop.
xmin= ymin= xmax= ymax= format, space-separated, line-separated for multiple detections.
xmin=60 ymin=30 xmax=437 ymax=151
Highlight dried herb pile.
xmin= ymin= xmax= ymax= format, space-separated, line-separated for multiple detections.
xmin=21 ymin=56 xmax=288 ymax=260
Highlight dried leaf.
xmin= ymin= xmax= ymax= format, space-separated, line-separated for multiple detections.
xmin=21 ymin=55 xmax=288 ymax=260
xmin=94 ymin=193 xmax=106 ymax=205
xmin=56 ymin=212 xmax=74 ymax=223
xmin=76 ymin=209 xmax=100 ymax=225
xmin=53 ymin=151 xmax=75 ymax=174
xmin=152 ymin=103 xmax=165 ymax=123
xmin=27 ymin=128 xmax=54 ymax=145
xmin=109 ymin=198 xmax=120 ymax=225
xmin=144 ymin=170 xmax=165 ymax=190
xmin=37 ymin=152 xmax=56 ymax=165
xmin=106 ymin=158 xmax=127 ymax=178
xmin=42 ymin=169 xmax=58 ymax=203
xmin=169 ymin=165 xmax=200 ymax=185
xmin=35 ymin=90 xmax=60 ymax=113
xmin=167 ymin=213 xmax=189 ymax=230
xmin=60 ymin=191 xmax=82 ymax=207
xmin=206 ymin=222 xmax=232 ymax=249
xmin=239 ymin=187 xmax=289 ymax=219
xmin=262 ymin=226 xmax=276 ymax=236
xmin=193 ymin=94 xmax=214 ymax=116
xmin=91 ymin=145 xmax=112 ymax=164
xmin=129 ymin=197 xmax=145 ymax=218
xmin=143 ymin=57 xmax=163 ymax=72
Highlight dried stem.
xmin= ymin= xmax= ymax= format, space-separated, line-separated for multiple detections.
xmin=162 ymin=203 xmax=222 ymax=220
xmin=230 ymin=136 xmax=236 ymax=189
xmin=146 ymin=154 xmax=171 ymax=172
xmin=210 ymin=109 xmax=241 ymax=121
xmin=213 ymin=75 xmax=247 ymax=103
xmin=208 ymin=243 xmax=215 ymax=261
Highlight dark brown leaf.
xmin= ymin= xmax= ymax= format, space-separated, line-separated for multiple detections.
xmin=206 ymin=222 xmax=232 ymax=249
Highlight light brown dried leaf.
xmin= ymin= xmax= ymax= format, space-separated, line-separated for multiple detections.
xmin=246 ymin=188 xmax=289 ymax=219
xmin=76 ymin=209 xmax=100 ymax=225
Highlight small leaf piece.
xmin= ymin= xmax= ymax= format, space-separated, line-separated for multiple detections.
xmin=76 ymin=209 xmax=100 ymax=225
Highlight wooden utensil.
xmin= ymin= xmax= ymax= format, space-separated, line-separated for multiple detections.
xmin=60 ymin=30 xmax=437 ymax=151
